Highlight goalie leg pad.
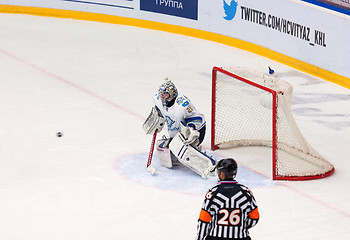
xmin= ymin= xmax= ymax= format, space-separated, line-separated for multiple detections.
xmin=169 ymin=133 xmax=216 ymax=178
xmin=143 ymin=107 xmax=165 ymax=135
xmin=156 ymin=139 xmax=173 ymax=168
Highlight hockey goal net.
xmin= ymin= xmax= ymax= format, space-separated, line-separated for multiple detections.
xmin=211 ymin=66 xmax=335 ymax=180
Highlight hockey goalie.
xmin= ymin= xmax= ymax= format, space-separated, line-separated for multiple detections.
xmin=143 ymin=78 xmax=215 ymax=178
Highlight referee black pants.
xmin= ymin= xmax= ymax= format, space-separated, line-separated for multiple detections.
xmin=205 ymin=236 xmax=251 ymax=240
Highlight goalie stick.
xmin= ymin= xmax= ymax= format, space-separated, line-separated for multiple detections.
xmin=146 ymin=130 xmax=157 ymax=175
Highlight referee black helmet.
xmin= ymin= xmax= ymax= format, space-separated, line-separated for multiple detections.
xmin=215 ymin=158 xmax=238 ymax=180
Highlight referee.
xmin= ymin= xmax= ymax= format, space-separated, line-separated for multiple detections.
xmin=196 ymin=158 xmax=259 ymax=240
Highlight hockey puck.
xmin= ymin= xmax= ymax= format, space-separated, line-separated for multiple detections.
xmin=57 ymin=132 xmax=63 ymax=137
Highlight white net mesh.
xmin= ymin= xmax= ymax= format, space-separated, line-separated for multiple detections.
xmin=213 ymin=67 xmax=334 ymax=180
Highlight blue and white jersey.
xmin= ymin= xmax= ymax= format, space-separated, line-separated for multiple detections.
xmin=153 ymin=92 xmax=206 ymax=138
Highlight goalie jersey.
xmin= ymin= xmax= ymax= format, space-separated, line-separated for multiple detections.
xmin=153 ymin=92 xmax=205 ymax=138
xmin=196 ymin=181 xmax=259 ymax=240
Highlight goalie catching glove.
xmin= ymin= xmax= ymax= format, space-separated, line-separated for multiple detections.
xmin=143 ymin=106 xmax=165 ymax=135
xmin=180 ymin=121 xmax=200 ymax=146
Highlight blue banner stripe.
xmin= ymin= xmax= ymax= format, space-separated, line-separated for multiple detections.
xmin=301 ymin=0 xmax=350 ymax=15
xmin=62 ymin=0 xmax=134 ymax=10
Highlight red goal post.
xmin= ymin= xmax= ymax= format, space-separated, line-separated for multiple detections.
xmin=211 ymin=66 xmax=335 ymax=181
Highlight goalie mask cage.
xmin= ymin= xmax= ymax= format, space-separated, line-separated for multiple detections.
xmin=211 ymin=66 xmax=335 ymax=181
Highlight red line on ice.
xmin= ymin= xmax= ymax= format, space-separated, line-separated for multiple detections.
xmin=0 ymin=49 xmax=144 ymax=120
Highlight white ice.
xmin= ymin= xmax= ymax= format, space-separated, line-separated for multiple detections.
xmin=0 ymin=14 xmax=349 ymax=240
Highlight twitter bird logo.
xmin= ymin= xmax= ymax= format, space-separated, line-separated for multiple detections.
xmin=223 ymin=0 xmax=238 ymax=21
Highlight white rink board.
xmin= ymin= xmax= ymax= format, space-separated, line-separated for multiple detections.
xmin=0 ymin=0 xmax=349 ymax=80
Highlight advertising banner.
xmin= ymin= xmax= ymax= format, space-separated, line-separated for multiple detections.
xmin=140 ymin=0 xmax=198 ymax=20
xmin=217 ymin=1 xmax=328 ymax=47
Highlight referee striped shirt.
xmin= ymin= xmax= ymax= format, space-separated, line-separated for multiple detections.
xmin=196 ymin=180 xmax=259 ymax=240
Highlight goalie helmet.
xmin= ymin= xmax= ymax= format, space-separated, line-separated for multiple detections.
xmin=216 ymin=158 xmax=238 ymax=180
xmin=158 ymin=78 xmax=178 ymax=107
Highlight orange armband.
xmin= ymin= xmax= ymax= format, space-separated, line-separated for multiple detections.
xmin=199 ymin=209 xmax=212 ymax=223
xmin=248 ymin=208 xmax=260 ymax=220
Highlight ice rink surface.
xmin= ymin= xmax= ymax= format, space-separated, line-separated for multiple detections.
xmin=0 ymin=13 xmax=349 ymax=240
